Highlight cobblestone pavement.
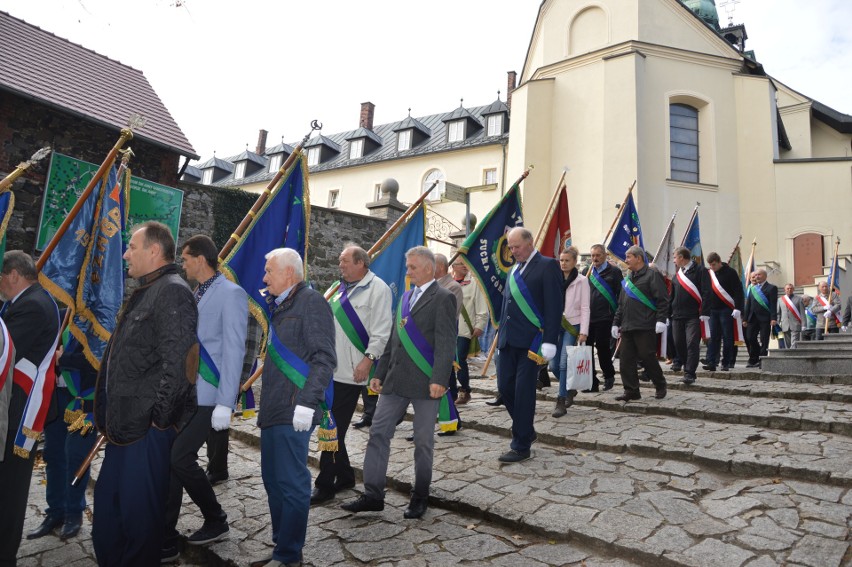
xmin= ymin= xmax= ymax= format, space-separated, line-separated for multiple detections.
xmin=17 ymin=361 xmax=852 ymax=566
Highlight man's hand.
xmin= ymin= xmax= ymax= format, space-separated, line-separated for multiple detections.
xmin=472 ymin=328 xmax=483 ymax=338
xmin=611 ymin=326 xmax=620 ymax=339
xmin=770 ymin=319 xmax=777 ymax=327
xmin=541 ymin=343 xmax=557 ymax=362
xmin=353 ymin=356 xmax=373 ymax=383
xmin=292 ymin=405 xmax=314 ymax=432
xmin=211 ymin=405 xmax=232 ymax=431
xmin=429 ymin=383 xmax=447 ymax=399
xmin=369 ymin=378 xmax=383 ymax=394
xmin=655 ymin=322 xmax=667 ymax=334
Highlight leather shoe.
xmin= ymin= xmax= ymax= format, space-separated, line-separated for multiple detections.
xmin=27 ymin=515 xmax=63 ymax=539
xmin=485 ymin=395 xmax=503 ymax=407
xmin=456 ymin=391 xmax=471 ymax=405
xmin=655 ymin=388 xmax=667 ymax=399
xmin=745 ymin=362 xmax=761 ymax=368
xmin=602 ymin=379 xmax=615 ymax=391
xmin=615 ymin=392 xmax=641 ymax=402
xmin=206 ymin=470 xmax=229 ymax=485
xmin=334 ymin=479 xmax=356 ymax=492
xmin=310 ymin=487 xmax=335 ymax=505
xmin=59 ymin=516 xmax=82 ymax=540
xmin=352 ymin=416 xmax=372 ymax=429
xmin=498 ymin=449 xmax=531 ymax=463
xmin=681 ymin=375 xmax=696 ymax=385
xmin=671 ymin=365 xmax=682 ymax=373
xmin=341 ymin=494 xmax=384 ymax=513
xmin=403 ymin=496 xmax=428 ymax=519
xmin=702 ymin=364 xmax=716 ymax=371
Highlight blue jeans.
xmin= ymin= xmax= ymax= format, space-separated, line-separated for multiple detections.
xmin=706 ymin=308 xmax=735 ymax=368
xmin=261 ymin=424 xmax=313 ymax=564
xmin=43 ymin=388 xmax=98 ymax=521
xmin=557 ymin=331 xmax=579 ymax=398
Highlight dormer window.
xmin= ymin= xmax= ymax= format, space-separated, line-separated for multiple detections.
xmin=349 ymin=139 xmax=364 ymax=159
xmin=202 ymin=169 xmax=213 ymax=185
xmin=268 ymin=154 xmax=283 ymax=173
xmin=234 ymin=161 xmax=246 ymax=180
xmin=307 ymin=147 xmax=320 ymax=166
xmin=487 ymin=114 xmax=504 ymax=137
xmin=398 ymin=129 xmax=412 ymax=151
xmin=448 ymin=120 xmax=466 ymax=143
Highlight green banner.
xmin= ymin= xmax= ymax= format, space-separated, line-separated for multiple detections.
xmin=36 ymin=152 xmax=184 ymax=249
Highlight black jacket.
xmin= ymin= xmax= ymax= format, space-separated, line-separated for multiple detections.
xmin=670 ymin=263 xmax=710 ymax=319
xmin=588 ymin=262 xmax=623 ymax=323
xmin=613 ymin=265 xmax=669 ymax=332
xmin=706 ymin=263 xmax=745 ymax=311
xmin=94 ymin=264 xmax=199 ymax=445
xmin=744 ymin=281 xmax=778 ymax=324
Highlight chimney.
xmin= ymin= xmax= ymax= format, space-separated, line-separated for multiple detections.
xmin=506 ymin=71 xmax=517 ymax=110
xmin=360 ymin=102 xmax=376 ymax=130
xmin=255 ymin=129 xmax=269 ymax=155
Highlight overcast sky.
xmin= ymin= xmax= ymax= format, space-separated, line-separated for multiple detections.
xmin=2 ymin=0 xmax=849 ymax=162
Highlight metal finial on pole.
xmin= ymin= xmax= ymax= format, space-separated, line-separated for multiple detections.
xmin=0 ymin=146 xmax=53 ymax=193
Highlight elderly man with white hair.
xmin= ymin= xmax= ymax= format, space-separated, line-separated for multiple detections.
xmin=742 ymin=267 xmax=778 ymax=368
xmin=253 ymin=248 xmax=336 ymax=567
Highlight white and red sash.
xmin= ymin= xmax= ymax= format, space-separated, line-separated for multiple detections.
xmin=677 ymin=270 xmax=709 ymax=339
xmin=10 ymin=300 xmax=61 ymax=459
xmin=816 ymin=295 xmax=842 ymax=326
xmin=708 ymin=269 xmax=744 ymax=344
xmin=781 ymin=295 xmax=802 ymax=325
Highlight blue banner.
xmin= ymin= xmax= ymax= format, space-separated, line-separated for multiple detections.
xmin=681 ymin=209 xmax=704 ymax=266
xmin=827 ymin=257 xmax=840 ymax=294
xmin=370 ymin=204 xmax=426 ymax=311
xmin=0 ymin=191 xmax=14 ymax=270
xmin=458 ymin=184 xmax=523 ymax=325
xmin=39 ymin=164 xmax=126 ymax=368
xmin=222 ymin=153 xmax=309 ymax=336
xmin=607 ymin=192 xmax=644 ymax=262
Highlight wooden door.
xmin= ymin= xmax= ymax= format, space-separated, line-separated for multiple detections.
xmin=793 ymin=233 xmax=824 ymax=286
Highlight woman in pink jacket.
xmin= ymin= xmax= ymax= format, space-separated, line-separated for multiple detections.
xmin=553 ymin=246 xmax=590 ymax=417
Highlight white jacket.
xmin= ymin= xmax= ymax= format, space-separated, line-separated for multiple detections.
xmin=332 ymin=270 xmax=393 ymax=385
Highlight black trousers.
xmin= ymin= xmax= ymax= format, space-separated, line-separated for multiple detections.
xmin=361 ymin=386 xmax=378 ymax=420
xmin=745 ymin=319 xmax=770 ymax=363
xmin=587 ymin=319 xmax=616 ymax=385
xmin=672 ymin=318 xmax=700 ymax=375
xmin=206 ymin=428 xmax=229 ymax=476
xmin=165 ymin=406 xmax=225 ymax=545
xmin=315 ymin=381 xmax=362 ymax=491
xmin=619 ymin=330 xmax=666 ymax=396
xmin=0 ymin=385 xmax=38 ymax=566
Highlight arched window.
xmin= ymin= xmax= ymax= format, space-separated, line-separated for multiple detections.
xmin=670 ymin=103 xmax=699 ymax=183
xmin=422 ymin=169 xmax=445 ymax=201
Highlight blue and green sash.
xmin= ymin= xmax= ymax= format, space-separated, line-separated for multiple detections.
xmin=590 ymin=266 xmax=618 ymax=312
xmin=561 ymin=315 xmax=579 ymax=337
xmin=749 ymin=285 xmax=771 ymax=312
xmin=438 ymin=391 xmax=459 ymax=432
xmin=508 ymin=267 xmax=546 ymax=364
xmin=268 ymin=327 xmax=337 ymax=451
xmin=806 ymin=308 xmax=816 ymax=327
xmin=198 ymin=340 xmax=220 ymax=388
xmin=329 ymin=281 xmax=378 ymax=391
xmin=60 ymin=330 xmax=95 ymax=436
xmin=396 ymin=290 xmax=435 ymax=378
xmin=622 ymin=276 xmax=657 ymax=311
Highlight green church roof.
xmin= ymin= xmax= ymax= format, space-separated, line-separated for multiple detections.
xmin=682 ymin=0 xmax=720 ymax=30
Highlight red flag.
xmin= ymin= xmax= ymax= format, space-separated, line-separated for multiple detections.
xmin=539 ymin=184 xmax=571 ymax=258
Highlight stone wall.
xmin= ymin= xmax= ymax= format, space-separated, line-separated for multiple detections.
xmin=0 ymin=90 xmax=182 ymax=253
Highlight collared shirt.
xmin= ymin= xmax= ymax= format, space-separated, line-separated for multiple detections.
xmin=516 ymin=249 xmax=538 ymax=276
xmin=195 ymin=272 xmax=221 ymax=304
xmin=409 ymin=279 xmax=435 ymax=308
xmin=8 ymin=283 xmax=32 ymax=305
xmin=681 ymin=261 xmax=694 ymax=273
xmin=274 ymin=284 xmax=297 ymax=305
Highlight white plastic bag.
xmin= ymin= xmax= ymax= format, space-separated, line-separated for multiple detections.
xmin=565 ymin=345 xmax=593 ymax=391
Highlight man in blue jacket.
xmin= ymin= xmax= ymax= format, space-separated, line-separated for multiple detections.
xmin=255 ymin=248 xmax=335 ymax=567
xmin=162 ymin=235 xmax=248 ymax=561
xmin=496 ymin=228 xmax=562 ymax=463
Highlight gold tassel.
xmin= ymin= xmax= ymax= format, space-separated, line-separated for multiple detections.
xmin=317 ymin=427 xmax=338 ymax=452
xmin=13 ymin=445 xmax=30 ymax=459
xmin=527 ymin=351 xmax=547 ymax=365
xmin=241 ymin=409 xmax=257 ymax=419
xmin=65 ymin=408 xmax=83 ymax=425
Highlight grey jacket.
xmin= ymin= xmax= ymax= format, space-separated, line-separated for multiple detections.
xmin=257 ymin=281 xmax=336 ymax=429
xmin=375 ymin=282 xmax=456 ymax=399
xmin=777 ymin=294 xmax=805 ymax=332
xmin=613 ymin=265 xmax=670 ymax=332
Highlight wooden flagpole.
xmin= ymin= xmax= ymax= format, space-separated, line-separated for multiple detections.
xmin=0 ymin=147 xmax=52 ymax=193
xmin=824 ymin=237 xmax=841 ymax=334
xmin=679 ymin=204 xmax=699 ymax=247
xmin=36 ymin=128 xmax=134 ymax=271
xmin=727 ymin=235 xmax=743 ymax=264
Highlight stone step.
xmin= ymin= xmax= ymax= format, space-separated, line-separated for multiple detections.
xmin=659 ymin=376 xmax=852 ymax=403
xmin=233 ymin=418 xmax=851 ymax=567
xmin=821 ymin=334 xmax=852 ymax=343
xmin=761 ymin=356 xmax=852 ymax=377
xmin=468 ymin=378 xmax=852 ymax=437
xmin=795 ymin=342 xmax=852 ymax=351
xmin=768 ymin=349 xmax=852 ymax=358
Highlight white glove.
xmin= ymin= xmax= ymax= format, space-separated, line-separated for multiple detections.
xmin=211 ymin=404 xmax=232 ymax=431
xmin=842 ymin=326 xmax=848 ymax=332
xmin=655 ymin=322 xmax=667 ymax=334
xmin=292 ymin=405 xmax=314 ymax=432
xmin=700 ymin=315 xmax=710 ymax=323
xmin=731 ymin=309 xmax=741 ymax=319
xmin=611 ymin=326 xmax=620 ymax=339
xmin=541 ymin=343 xmax=557 ymax=362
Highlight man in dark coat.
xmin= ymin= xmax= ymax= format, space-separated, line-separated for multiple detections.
xmin=743 ymin=267 xmax=778 ymax=368
xmin=670 ymin=246 xmax=709 ymax=384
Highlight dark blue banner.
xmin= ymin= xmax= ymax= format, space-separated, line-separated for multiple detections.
xmin=222 ymin=153 xmax=309 ymax=336
xmin=681 ymin=209 xmax=704 ymax=266
xmin=607 ymin=192 xmax=644 ymax=262
xmin=458 ymin=184 xmax=523 ymax=324
xmin=370 ymin=204 xmax=426 ymax=310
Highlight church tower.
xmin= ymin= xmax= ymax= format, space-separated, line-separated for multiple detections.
xmin=681 ymin=0 xmax=721 ymax=30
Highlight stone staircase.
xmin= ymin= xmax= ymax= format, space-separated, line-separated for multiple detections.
xmin=763 ymin=333 xmax=852 ymax=376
